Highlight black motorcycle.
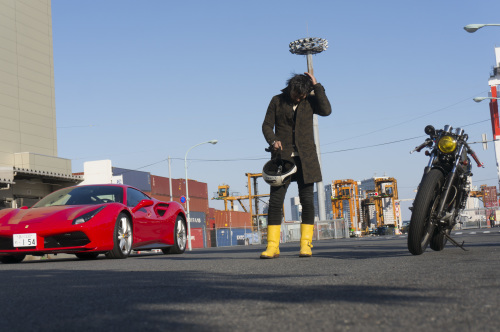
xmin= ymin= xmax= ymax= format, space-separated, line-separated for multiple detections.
xmin=407 ymin=125 xmax=483 ymax=255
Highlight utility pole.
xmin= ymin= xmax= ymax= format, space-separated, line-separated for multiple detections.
xmin=289 ymin=37 xmax=329 ymax=221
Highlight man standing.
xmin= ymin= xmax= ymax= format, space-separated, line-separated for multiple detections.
xmin=261 ymin=72 xmax=332 ymax=258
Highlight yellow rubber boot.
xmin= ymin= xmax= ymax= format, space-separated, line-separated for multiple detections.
xmin=299 ymin=224 xmax=314 ymax=257
xmin=260 ymin=225 xmax=281 ymax=259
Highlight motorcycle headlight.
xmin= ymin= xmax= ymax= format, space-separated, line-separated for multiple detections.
xmin=73 ymin=206 xmax=105 ymax=225
xmin=437 ymin=135 xmax=457 ymax=154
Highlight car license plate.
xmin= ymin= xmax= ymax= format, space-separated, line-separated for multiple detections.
xmin=13 ymin=233 xmax=37 ymax=247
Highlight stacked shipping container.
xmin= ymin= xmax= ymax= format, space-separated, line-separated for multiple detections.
xmin=212 ymin=209 xmax=252 ymax=229
xmin=149 ymin=175 xmax=211 ymax=248
xmin=149 ymin=175 xmax=209 ymax=215
xmin=483 ymin=186 xmax=498 ymax=227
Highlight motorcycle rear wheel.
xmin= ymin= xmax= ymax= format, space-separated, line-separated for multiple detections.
xmin=408 ymin=169 xmax=444 ymax=255
xmin=430 ymin=228 xmax=450 ymax=251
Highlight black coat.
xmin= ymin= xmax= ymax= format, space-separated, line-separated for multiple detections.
xmin=262 ymin=83 xmax=332 ymax=184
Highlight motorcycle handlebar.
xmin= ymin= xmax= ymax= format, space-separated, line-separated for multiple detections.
xmin=465 ymin=143 xmax=484 ymax=168
xmin=469 ymin=150 xmax=484 ymax=168
xmin=410 ymin=139 xmax=433 ymax=154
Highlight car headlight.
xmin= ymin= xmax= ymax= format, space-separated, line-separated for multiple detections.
xmin=437 ymin=135 xmax=457 ymax=154
xmin=73 ymin=206 xmax=105 ymax=225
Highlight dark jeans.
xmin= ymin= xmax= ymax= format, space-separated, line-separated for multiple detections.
xmin=267 ymin=157 xmax=315 ymax=226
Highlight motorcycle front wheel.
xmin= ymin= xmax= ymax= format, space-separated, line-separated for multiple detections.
xmin=408 ymin=169 xmax=444 ymax=255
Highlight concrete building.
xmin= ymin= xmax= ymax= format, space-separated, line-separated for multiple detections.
xmin=0 ymin=0 xmax=81 ymax=208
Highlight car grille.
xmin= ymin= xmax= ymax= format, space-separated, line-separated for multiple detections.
xmin=44 ymin=232 xmax=91 ymax=248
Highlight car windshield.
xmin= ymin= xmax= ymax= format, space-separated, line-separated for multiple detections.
xmin=33 ymin=186 xmax=124 ymax=207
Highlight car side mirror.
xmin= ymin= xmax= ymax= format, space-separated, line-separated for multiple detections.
xmin=131 ymin=199 xmax=154 ymax=213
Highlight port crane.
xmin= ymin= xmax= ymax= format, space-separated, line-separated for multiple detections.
xmin=372 ymin=177 xmax=399 ymax=227
xmin=331 ymin=179 xmax=361 ymax=232
xmin=213 ymin=173 xmax=271 ymax=230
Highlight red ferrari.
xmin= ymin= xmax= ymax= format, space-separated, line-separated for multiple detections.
xmin=0 ymin=184 xmax=187 ymax=263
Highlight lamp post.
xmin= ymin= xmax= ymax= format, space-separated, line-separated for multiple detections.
xmin=185 ymin=139 xmax=218 ymax=251
xmin=464 ymin=24 xmax=500 ymax=33
xmin=473 ymin=97 xmax=500 ymax=102
xmin=289 ymin=37 xmax=329 ymax=221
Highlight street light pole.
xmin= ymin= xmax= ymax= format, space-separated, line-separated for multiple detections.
xmin=185 ymin=139 xmax=218 ymax=251
xmin=473 ymin=97 xmax=500 ymax=103
xmin=289 ymin=37 xmax=329 ymax=221
xmin=464 ymin=24 xmax=500 ymax=33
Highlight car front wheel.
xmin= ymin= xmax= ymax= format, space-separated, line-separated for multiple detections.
xmin=106 ymin=212 xmax=133 ymax=259
xmin=162 ymin=216 xmax=187 ymax=254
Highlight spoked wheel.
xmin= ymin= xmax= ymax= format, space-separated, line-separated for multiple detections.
xmin=408 ymin=169 xmax=444 ymax=255
xmin=0 ymin=254 xmax=26 ymax=264
xmin=106 ymin=212 xmax=133 ymax=259
xmin=162 ymin=216 xmax=187 ymax=254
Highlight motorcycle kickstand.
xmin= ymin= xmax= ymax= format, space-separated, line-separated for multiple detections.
xmin=444 ymin=233 xmax=468 ymax=251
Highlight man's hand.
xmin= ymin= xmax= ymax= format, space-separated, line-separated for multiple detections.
xmin=273 ymin=141 xmax=282 ymax=150
xmin=304 ymin=72 xmax=317 ymax=85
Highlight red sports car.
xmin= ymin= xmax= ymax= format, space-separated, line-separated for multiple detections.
xmin=0 ymin=184 xmax=187 ymax=263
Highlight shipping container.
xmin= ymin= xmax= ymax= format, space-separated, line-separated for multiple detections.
xmin=187 ymin=197 xmax=209 ymax=215
xmin=205 ymin=228 xmax=212 ymax=247
xmin=213 ymin=210 xmax=252 ymax=229
xmin=190 ymin=228 xmax=206 ymax=249
xmin=484 ymin=186 xmax=498 ymax=208
xmin=216 ymin=228 xmax=250 ymax=247
xmin=188 ymin=179 xmax=208 ymax=199
xmin=150 ymin=175 xmax=171 ymax=197
xmin=208 ymin=208 xmax=216 ymax=228
xmin=171 ymin=178 xmax=208 ymax=199
xmin=189 ymin=211 xmax=206 ymax=229
xmin=112 ymin=167 xmax=151 ymax=192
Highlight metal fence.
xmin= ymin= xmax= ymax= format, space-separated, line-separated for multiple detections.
xmin=203 ymin=219 xmax=349 ymax=249
xmin=282 ymin=219 xmax=348 ymax=243
xmin=458 ymin=207 xmax=500 ymax=230
xmin=201 ymin=207 xmax=500 ymax=248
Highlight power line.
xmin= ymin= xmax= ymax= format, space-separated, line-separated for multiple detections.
xmin=322 ymin=136 xmax=423 ymax=154
xmin=323 ymin=91 xmax=488 ymax=146
xmin=99 ymin=118 xmax=493 ymax=172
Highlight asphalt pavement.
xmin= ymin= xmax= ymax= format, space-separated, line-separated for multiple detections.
xmin=1 ymin=229 xmax=499 ymax=332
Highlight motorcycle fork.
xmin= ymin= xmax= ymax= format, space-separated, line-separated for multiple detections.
xmin=416 ymin=152 xmax=436 ymax=191
xmin=435 ymin=145 xmax=465 ymax=223
xmin=421 ymin=153 xmax=436 ymax=179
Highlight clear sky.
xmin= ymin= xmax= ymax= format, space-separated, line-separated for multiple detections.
xmin=52 ymin=0 xmax=500 ymax=220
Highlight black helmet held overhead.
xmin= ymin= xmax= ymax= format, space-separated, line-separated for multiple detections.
xmin=262 ymin=154 xmax=297 ymax=187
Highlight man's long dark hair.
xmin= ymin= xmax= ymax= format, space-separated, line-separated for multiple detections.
xmin=286 ymin=74 xmax=313 ymax=96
